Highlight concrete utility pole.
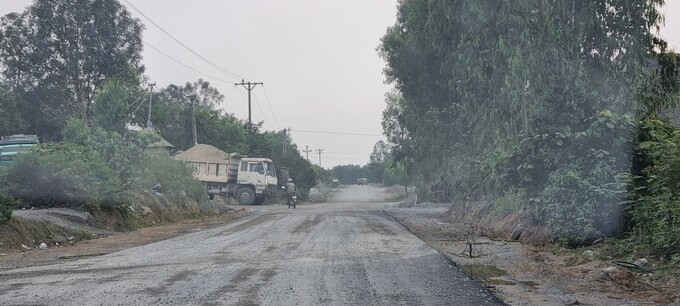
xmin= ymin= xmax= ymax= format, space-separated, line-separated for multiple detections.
xmin=302 ymin=145 xmax=312 ymax=161
xmin=146 ymin=83 xmax=155 ymax=128
xmin=281 ymin=128 xmax=290 ymax=157
xmin=235 ymin=79 xmax=263 ymax=127
xmin=316 ymin=148 xmax=325 ymax=167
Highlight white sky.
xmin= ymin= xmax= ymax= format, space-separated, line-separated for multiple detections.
xmin=1 ymin=1 xmax=679 ymax=168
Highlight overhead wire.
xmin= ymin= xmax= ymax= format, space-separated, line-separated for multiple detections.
xmin=122 ymin=0 xmax=247 ymax=81
xmin=290 ymin=129 xmax=383 ymax=137
xmin=252 ymin=94 xmax=276 ymax=130
xmin=143 ymin=41 xmax=233 ymax=84
xmin=235 ymin=86 xmax=273 ymax=130
xmin=261 ymin=85 xmax=281 ymax=129
xmin=26 ymin=92 xmax=68 ymax=122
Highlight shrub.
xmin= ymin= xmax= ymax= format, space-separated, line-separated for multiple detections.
xmin=136 ymin=155 xmax=205 ymax=200
xmin=0 ymin=190 xmax=13 ymax=224
xmin=505 ymin=111 xmax=634 ymax=245
xmin=491 ymin=188 xmax=525 ymax=215
xmin=4 ymin=143 xmax=121 ymax=210
xmin=629 ymin=118 xmax=680 ymax=257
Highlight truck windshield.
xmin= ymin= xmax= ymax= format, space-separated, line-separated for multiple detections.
xmin=266 ymin=162 xmax=276 ymax=177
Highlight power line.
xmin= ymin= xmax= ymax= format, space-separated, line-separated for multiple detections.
xmin=143 ymin=41 xmax=232 ymax=84
xmin=321 ymin=156 xmax=369 ymax=160
xmin=324 ymin=152 xmax=369 ymax=156
xmin=291 ymin=129 xmax=383 ymax=137
xmin=261 ymin=85 xmax=281 ymax=129
xmin=252 ymin=94 xmax=274 ymax=130
xmin=235 ymin=86 xmax=272 ymax=130
xmin=122 ymin=0 xmax=247 ymax=81
xmin=26 ymin=92 xmax=68 ymax=122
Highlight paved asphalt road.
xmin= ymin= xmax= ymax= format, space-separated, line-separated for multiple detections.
xmin=0 ymin=186 xmax=503 ymax=305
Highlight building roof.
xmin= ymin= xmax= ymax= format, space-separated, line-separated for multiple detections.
xmin=142 ymin=128 xmax=174 ymax=149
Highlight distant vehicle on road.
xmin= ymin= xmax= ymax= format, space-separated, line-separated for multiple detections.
xmin=356 ymin=178 xmax=368 ymax=185
xmin=0 ymin=134 xmax=39 ymax=168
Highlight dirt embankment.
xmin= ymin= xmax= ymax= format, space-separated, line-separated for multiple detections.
xmin=0 ymin=192 xmax=234 ymax=255
xmin=386 ymin=202 xmax=680 ymax=306
xmin=0 ymin=208 xmax=249 ymax=270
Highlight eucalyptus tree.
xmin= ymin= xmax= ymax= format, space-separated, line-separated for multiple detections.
xmin=0 ymin=0 xmax=144 ymax=131
xmin=379 ymin=0 xmax=667 ymax=242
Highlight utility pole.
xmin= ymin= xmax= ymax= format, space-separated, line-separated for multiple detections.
xmin=316 ymin=148 xmax=325 ymax=167
xmin=235 ymin=79 xmax=263 ymax=128
xmin=302 ymin=145 xmax=312 ymax=161
xmin=146 ymin=83 xmax=155 ymax=128
xmin=281 ymin=128 xmax=290 ymax=157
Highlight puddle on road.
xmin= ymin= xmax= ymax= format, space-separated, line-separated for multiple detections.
xmin=461 ymin=264 xmax=515 ymax=286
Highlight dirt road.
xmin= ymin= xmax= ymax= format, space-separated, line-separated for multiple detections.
xmin=0 ymin=186 xmax=502 ymax=305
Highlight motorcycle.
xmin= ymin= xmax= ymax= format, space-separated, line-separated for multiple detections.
xmin=287 ymin=193 xmax=298 ymax=209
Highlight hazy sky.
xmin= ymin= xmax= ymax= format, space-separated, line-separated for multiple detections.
xmin=1 ymin=1 xmax=679 ymax=168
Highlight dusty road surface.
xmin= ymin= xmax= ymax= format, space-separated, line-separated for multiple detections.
xmin=0 ymin=185 xmax=502 ymax=305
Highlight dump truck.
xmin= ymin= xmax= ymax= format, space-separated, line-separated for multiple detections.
xmin=174 ymin=144 xmax=278 ymax=205
xmin=0 ymin=134 xmax=39 ymax=168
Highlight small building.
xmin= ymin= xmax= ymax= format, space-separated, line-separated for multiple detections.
xmin=143 ymin=129 xmax=174 ymax=156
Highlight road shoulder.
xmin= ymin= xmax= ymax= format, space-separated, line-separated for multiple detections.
xmin=385 ymin=205 xmax=677 ymax=306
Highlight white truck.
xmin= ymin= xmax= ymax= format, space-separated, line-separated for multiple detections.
xmin=174 ymin=144 xmax=278 ymax=205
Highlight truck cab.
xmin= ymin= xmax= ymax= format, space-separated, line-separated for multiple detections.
xmin=236 ymin=158 xmax=278 ymax=202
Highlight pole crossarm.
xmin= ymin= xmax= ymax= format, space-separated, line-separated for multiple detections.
xmin=235 ymin=79 xmax=264 ymax=126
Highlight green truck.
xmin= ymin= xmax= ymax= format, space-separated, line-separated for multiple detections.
xmin=0 ymin=134 xmax=39 ymax=168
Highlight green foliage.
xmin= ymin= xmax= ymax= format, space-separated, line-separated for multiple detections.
xmin=311 ymin=165 xmax=333 ymax=185
xmin=331 ymin=164 xmax=375 ymax=185
xmin=0 ymin=0 xmax=144 ymax=135
xmin=4 ymin=143 xmax=121 ymax=209
xmin=508 ymin=111 xmax=635 ymax=243
xmin=136 ymin=155 xmax=205 ymax=200
xmin=0 ymin=189 xmax=13 ymax=224
xmin=491 ymin=188 xmax=525 ymax=215
xmin=63 ymin=119 xmax=160 ymax=187
xmin=379 ymin=0 xmax=667 ymax=246
xmin=0 ymin=83 xmax=26 ymax=136
xmin=92 ymin=80 xmax=134 ymax=134
xmin=629 ymin=118 xmax=680 ymax=257
xmin=382 ymin=161 xmax=407 ymax=187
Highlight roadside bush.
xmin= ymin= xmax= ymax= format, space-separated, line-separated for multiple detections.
xmin=4 ymin=143 xmax=121 ymax=210
xmin=63 ymin=119 xmax=160 ymax=187
xmin=491 ymin=188 xmax=525 ymax=215
xmin=629 ymin=118 xmax=680 ymax=257
xmin=505 ymin=111 xmax=634 ymax=245
xmin=0 ymin=190 xmax=13 ymax=224
xmin=136 ymin=155 xmax=205 ymax=200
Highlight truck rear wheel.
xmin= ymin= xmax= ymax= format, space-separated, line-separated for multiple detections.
xmin=236 ymin=188 xmax=255 ymax=205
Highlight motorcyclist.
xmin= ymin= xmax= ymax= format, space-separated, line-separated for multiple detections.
xmin=286 ymin=178 xmax=297 ymax=206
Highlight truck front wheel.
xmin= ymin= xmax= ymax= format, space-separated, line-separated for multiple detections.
xmin=236 ymin=188 xmax=255 ymax=205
